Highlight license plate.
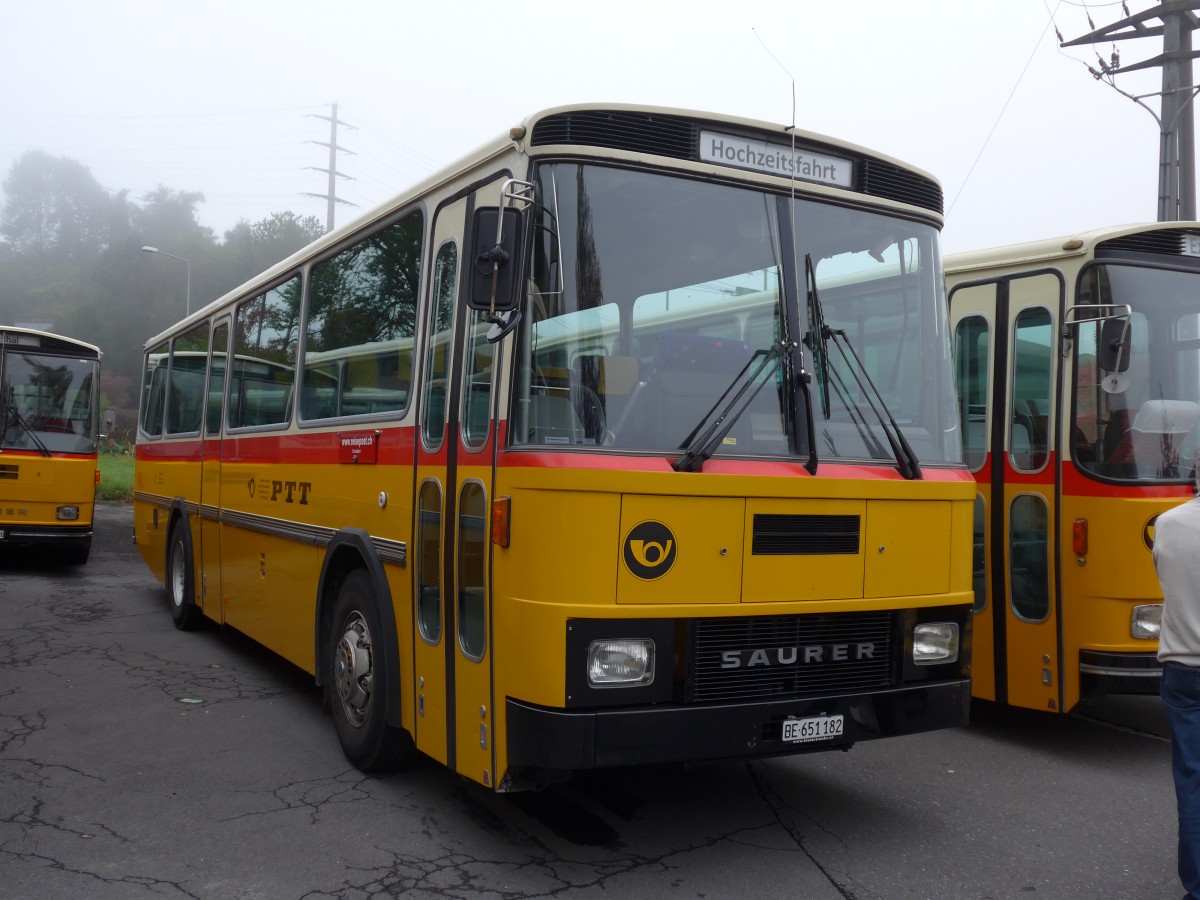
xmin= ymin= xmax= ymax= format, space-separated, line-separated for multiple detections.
xmin=782 ymin=714 xmax=844 ymax=744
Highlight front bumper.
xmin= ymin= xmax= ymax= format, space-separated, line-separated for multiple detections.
xmin=506 ymin=678 xmax=970 ymax=773
xmin=1079 ymin=650 xmax=1161 ymax=697
xmin=0 ymin=524 xmax=92 ymax=547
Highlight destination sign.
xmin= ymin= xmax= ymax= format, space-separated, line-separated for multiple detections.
xmin=699 ymin=130 xmax=853 ymax=188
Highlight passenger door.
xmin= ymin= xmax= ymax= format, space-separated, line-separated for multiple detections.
xmin=951 ymin=272 xmax=1063 ymax=711
xmin=412 ymin=179 xmax=506 ymax=788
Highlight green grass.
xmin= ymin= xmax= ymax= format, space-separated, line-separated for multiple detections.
xmin=98 ymin=453 xmax=135 ymax=502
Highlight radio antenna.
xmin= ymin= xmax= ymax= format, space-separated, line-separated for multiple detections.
xmin=753 ymin=27 xmax=796 ymax=130
xmin=752 ymin=26 xmax=810 ymax=453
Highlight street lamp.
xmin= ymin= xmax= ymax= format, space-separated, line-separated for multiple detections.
xmin=141 ymin=246 xmax=191 ymax=316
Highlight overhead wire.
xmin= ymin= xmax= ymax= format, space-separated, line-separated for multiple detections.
xmin=948 ymin=1 xmax=1064 ymax=214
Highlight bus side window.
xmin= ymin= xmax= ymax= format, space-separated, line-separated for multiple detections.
xmin=1009 ymin=494 xmax=1049 ymax=621
xmin=1010 ymin=308 xmax=1052 ymax=471
xmin=231 ymin=278 xmax=299 ymax=429
xmin=304 ymin=210 xmax=423 ymax=424
xmin=143 ymin=370 xmax=166 ymax=436
xmin=463 ymin=310 xmax=494 ymax=449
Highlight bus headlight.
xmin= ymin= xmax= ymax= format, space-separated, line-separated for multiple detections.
xmin=587 ymin=639 xmax=654 ymax=687
xmin=913 ymin=622 xmax=959 ymax=665
xmin=56 ymin=506 xmax=80 ymax=521
xmin=1131 ymin=604 xmax=1162 ymax=640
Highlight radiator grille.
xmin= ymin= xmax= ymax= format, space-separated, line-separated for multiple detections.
xmin=752 ymin=514 xmax=859 ymax=555
xmin=530 ymin=111 xmax=944 ymax=215
xmin=687 ymin=612 xmax=895 ymax=703
xmin=0 ymin=465 xmax=17 ymax=480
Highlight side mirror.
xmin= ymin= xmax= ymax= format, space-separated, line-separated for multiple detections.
xmin=1099 ymin=317 xmax=1131 ymax=373
xmin=468 ymin=207 xmax=523 ymax=314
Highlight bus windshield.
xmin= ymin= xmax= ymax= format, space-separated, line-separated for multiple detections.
xmin=1073 ymin=263 xmax=1200 ymax=482
xmin=513 ymin=162 xmax=960 ymax=466
xmin=1 ymin=350 xmax=98 ymax=455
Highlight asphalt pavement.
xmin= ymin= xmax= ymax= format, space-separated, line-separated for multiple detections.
xmin=0 ymin=502 xmax=1182 ymax=900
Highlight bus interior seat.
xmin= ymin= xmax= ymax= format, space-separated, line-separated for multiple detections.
xmin=528 ymin=366 xmax=580 ymax=443
xmin=1103 ymin=407 xmax=1133 ymax=464
xmin=1010 ymin=399 xmax=1048 ymax=469
xmin=1010 ymin=419 xmax=1033 ymax=468
xmin=1071 ymin=426 xmax=1094 ymax=464
xmin=632 ymin=332 xmax=753 ymax=448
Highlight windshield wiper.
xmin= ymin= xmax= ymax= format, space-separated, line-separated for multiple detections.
xmin=805 ymin=257 xmax=921 ymax=480
xmin=3 ymin=391 xmax=52 ymax=458
xmin=805 ymin=254 xmax=831 ymax=420
xmin=672 ymin=344 xmax=784 ymax=472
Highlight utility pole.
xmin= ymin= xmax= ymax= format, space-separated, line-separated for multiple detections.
xmin=303 ymin=102 xmax=359 ymax=232
xmin=1062 ymin=1 xmax=1200 ymax=221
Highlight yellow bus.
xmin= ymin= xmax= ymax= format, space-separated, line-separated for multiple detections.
xmin=135 ymin=104 xmax=974 ymax=790
xmin=0 ymin=326 xmax=102 ymax=565
xmin=945 ymin=222 xmax=1200 ymax=713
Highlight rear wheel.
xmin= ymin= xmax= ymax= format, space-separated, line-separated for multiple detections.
xmin=327 ymin=569 xmax=416 ymax=772
xmin=167 ymin=522 xmax=202 ymax=631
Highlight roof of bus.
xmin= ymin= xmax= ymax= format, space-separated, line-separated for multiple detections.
xmin=144 ymin=102 xmax=941 ymax=349
xmin=0 ymin=326 xmax=102 ymax=357
xmin=943 ymin=221 xmax=1200 ymax=276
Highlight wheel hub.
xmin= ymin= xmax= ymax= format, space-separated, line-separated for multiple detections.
xmin=334 ymin=618 xmax=372 ymax=726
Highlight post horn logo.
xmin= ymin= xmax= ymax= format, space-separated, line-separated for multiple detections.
xmin=1145 ymin=514 xmax=1159 ymax=551
xmin=623 ymin=521 xmax=677 ymax=580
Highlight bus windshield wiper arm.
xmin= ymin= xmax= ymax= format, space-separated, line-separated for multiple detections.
xmin=804 ymin=255 xmax=919 ymax=479
xmin=4 ymin=398 xmax=52 ymax=457
xmin=822 ymin=325 xmax=921 ymax=479
xmin=672 ymin=344 xmax=784 ymax=473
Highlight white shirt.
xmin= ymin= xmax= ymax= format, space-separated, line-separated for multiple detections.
xmin=1155 ymin=495 xmax=1200 ymax=666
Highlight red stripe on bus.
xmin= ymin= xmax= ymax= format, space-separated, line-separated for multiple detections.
xmin=968 ymin=453 xmax=1194 ymax=499
xmin=137 ymin=427 xmax=971 ymax=482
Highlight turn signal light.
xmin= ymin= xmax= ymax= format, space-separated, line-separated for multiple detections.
xmin=491 ymin=496 xmax=510 ymax=547
xmin=1072 ymin=518 xmax=1088 ymax=556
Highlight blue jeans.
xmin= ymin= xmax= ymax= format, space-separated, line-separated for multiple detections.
xmin=1163 ymin=661 xmax=1200 ymax=900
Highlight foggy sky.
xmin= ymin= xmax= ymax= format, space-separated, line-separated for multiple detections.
xmin=0 ymin=0 xmax=1178 ymax=255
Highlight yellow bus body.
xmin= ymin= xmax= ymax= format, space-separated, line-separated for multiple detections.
xmin=1 ymin=327 xmax=101 ymax=565
xmin=947 ymin=223 xmax=1200 ymax=712
xmin=136 ymin=104 xmax=974 ymax=789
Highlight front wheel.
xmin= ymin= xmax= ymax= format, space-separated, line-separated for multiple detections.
xmin=167 ymin=522 xmax=202 ymax=631
xmin=327 ymin=569 xmax=416 ymax=772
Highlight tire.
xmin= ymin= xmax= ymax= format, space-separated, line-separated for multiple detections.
xmin=327 ymin=569 xmax=416 ymax=772
xmin=167 ymin=522 xmax=202 ymax=631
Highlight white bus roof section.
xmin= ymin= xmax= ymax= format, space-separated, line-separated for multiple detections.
xmin=944 ymin=221 xmax=1200 ymax=276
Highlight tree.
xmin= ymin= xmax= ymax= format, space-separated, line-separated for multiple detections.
xmin=131 ymin=185 xmax=212 ymax=245
xmin=1 ymin=151 xmax=115 ymax=258
xmin=222 ymin=210 xmax=324 ymax=284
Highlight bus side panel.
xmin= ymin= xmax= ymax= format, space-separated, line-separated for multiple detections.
xmin=134 ymin=442 xmax=202 ymax=589
xmin=1059 ymin=487 xmax=1173 ymax=709
xmin=214 ymin=430 xmax=416 ymax=679
xmin=133 ymin=492 xmax=167 ymax=585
